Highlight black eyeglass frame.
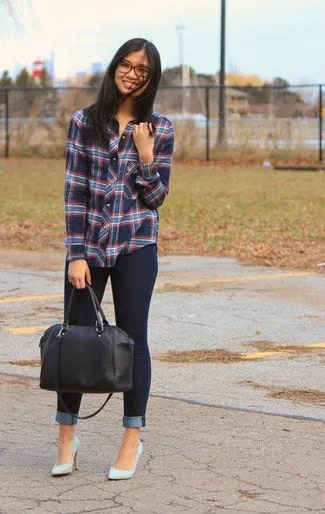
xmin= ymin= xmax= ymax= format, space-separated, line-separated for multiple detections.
xmin=116 ymin=60 xmax=150 ymax=80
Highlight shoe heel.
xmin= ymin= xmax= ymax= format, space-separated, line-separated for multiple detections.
xmin=74 ymin=451 xmax=79 ymax=470
xmin=51 ymin=436 xmax=80 ymax=476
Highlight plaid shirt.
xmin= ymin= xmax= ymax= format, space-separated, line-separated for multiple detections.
xmin=64 ymin=107 xmax=175 ymax=267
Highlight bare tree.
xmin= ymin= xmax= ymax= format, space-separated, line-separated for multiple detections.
xmin=0 ymin=0 xmax=33 ymax=31
xmin=1 ymin=0 xmax=18 ymax=21
xmin=0 ymin=0 xmax=14 ymax=18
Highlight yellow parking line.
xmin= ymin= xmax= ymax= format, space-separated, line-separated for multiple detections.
xmin=210 ymin=271 xmax=312 ymax=283
xmin=5 ymin=326 xmax=49 ymax=335
xmin=242 ymin=341 xmax=325 ymax=360
xmin=155 ymin=271 xmax=312 ymax=290
xmin=0 ymin=293 xmax=62 ymax=304
xmin=0 ymin=271 xmax=313 ymax=303
xmin=243 ymin=350 xmax=294 ymax=360
xmin=3 ymin=315 xmax=325 ymax=362
xmin=308 ymin=342 xmax=325 ymax=349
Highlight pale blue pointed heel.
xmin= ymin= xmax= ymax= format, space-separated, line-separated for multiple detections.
xmin=51 ymin=436 xmax=80 ymax=476
xmin=108 ymin=440 xmax=143 ymax=480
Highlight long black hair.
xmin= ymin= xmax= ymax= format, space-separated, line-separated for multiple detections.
xmin=87 ymin=38 xmax=161 ymax=143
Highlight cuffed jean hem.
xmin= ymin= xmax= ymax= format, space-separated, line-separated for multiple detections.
xmin=123 ymin=416 xmax=145 ymax=428
xmin=55 ymin=410 xmax=78 ymax=425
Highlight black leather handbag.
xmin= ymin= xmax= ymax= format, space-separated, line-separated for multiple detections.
xmin=39 ymin=284 xmax=134 ymax=419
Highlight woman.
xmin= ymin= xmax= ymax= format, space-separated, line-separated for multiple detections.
xmin=51 ymin=38 xmax=174 ymax=479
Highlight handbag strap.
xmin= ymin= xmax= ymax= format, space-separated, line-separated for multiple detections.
xmin=56 ymin=324 xmax=114 ymax=420
xmin=57 ymin=283 xmax=114 ymax=420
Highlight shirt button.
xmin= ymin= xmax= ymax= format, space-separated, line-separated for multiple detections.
xmin=122 ymin=135 xmax=125 ymax=139
xmin=107 ymin=203 xmax=110 ymax=207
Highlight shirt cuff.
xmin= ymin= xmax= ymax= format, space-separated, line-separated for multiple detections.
xmin=139 ymin=162 xmax=157 ymax=178
xmin=66 ymin=244 xmax=86 ymax=261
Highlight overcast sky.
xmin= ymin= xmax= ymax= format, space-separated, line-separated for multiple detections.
xmin=0 ymin=0 xmax=324 ymax=84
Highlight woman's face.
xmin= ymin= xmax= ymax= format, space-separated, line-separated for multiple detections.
xmin=114 ymin=49 xmax=150 ymax=97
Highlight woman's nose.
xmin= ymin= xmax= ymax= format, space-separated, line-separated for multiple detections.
xmin=126 ymin=67 xmax=138 ymax=80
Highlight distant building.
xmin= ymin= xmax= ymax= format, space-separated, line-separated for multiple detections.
xmin=13 ymin=62 xmax=22 ymax=80
xmin=226 ymin=88 xmax=250 ymax=116
xmin=32 ymin=58 xmax=44 ymax=78
xmin=225 ymin=72 xmax=264 ymax=87
xmin=76 ymin=71 xmax=87 ymax=79
xmin=91 ymin=62 xmax=103 ymax=75
xmin=214 ymin=73 xmax=252 ymax=116
xmin=44 ymin=52 xmax=55 ymax=81
xmin=74 ymin=71 xmax=88 ymax=85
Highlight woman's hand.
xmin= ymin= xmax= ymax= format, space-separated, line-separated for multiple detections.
xmin=133 ymin=122 xmax=154 ymax=164
xmin=68 ymin=259 xmax=92 ymax=289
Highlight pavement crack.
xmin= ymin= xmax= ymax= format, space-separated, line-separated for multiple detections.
xmin=160 ymin=314 xmax=216 ymax=328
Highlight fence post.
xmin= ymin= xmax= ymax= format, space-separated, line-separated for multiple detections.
xmin=319 ymin=84 xmax=323 ymax=162
xmin=5 ymin=89 xmax=9 ymax=158
xmin=217 ymin=0 xmax=226 ymax=146
xmin=205 ymin=87 xmax=210 ymax=161
xmin=5 ymin=89 xmax=9 ymax=159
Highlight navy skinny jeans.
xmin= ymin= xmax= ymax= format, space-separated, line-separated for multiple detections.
xmin=55 ymin=243 xmax=158 ymax=428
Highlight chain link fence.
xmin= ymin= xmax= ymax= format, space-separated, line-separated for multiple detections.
xmin=0 ymin=84 xmax=323 ymax=161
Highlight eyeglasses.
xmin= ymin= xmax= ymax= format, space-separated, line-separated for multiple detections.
xmin=117 ymin=60 xmax=150 ymax=80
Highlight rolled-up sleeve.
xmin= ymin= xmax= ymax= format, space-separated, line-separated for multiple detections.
xmin=64 ymin=116 xmax=89 ymax=261
xmin=135 ymin=120 xmax=175 ymax=210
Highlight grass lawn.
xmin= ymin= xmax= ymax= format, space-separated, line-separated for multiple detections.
xmin=0 ymin=158 xmax=324 ymax=270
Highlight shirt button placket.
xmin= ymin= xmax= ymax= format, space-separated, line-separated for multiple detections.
xmin=110 ymin=152 xmax=118 ymax=176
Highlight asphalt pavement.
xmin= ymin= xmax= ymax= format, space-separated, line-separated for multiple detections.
xmin=0 ymin=251 xmax=324 ymax=513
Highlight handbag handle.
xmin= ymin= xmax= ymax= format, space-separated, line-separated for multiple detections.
xmin=86 ymin=284 xmax=108 ymax=326
xmin=63 ymin=283 xmax=109 ymax=334
xmin=57 ymin=283 xmax=114 ymax=420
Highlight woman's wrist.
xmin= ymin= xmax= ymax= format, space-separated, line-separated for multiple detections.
xmin=139 ymin=152 xmax=154 ymax=165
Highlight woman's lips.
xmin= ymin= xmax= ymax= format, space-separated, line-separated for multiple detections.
xmin=123 ymin=80 xmax=139 ymax=90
